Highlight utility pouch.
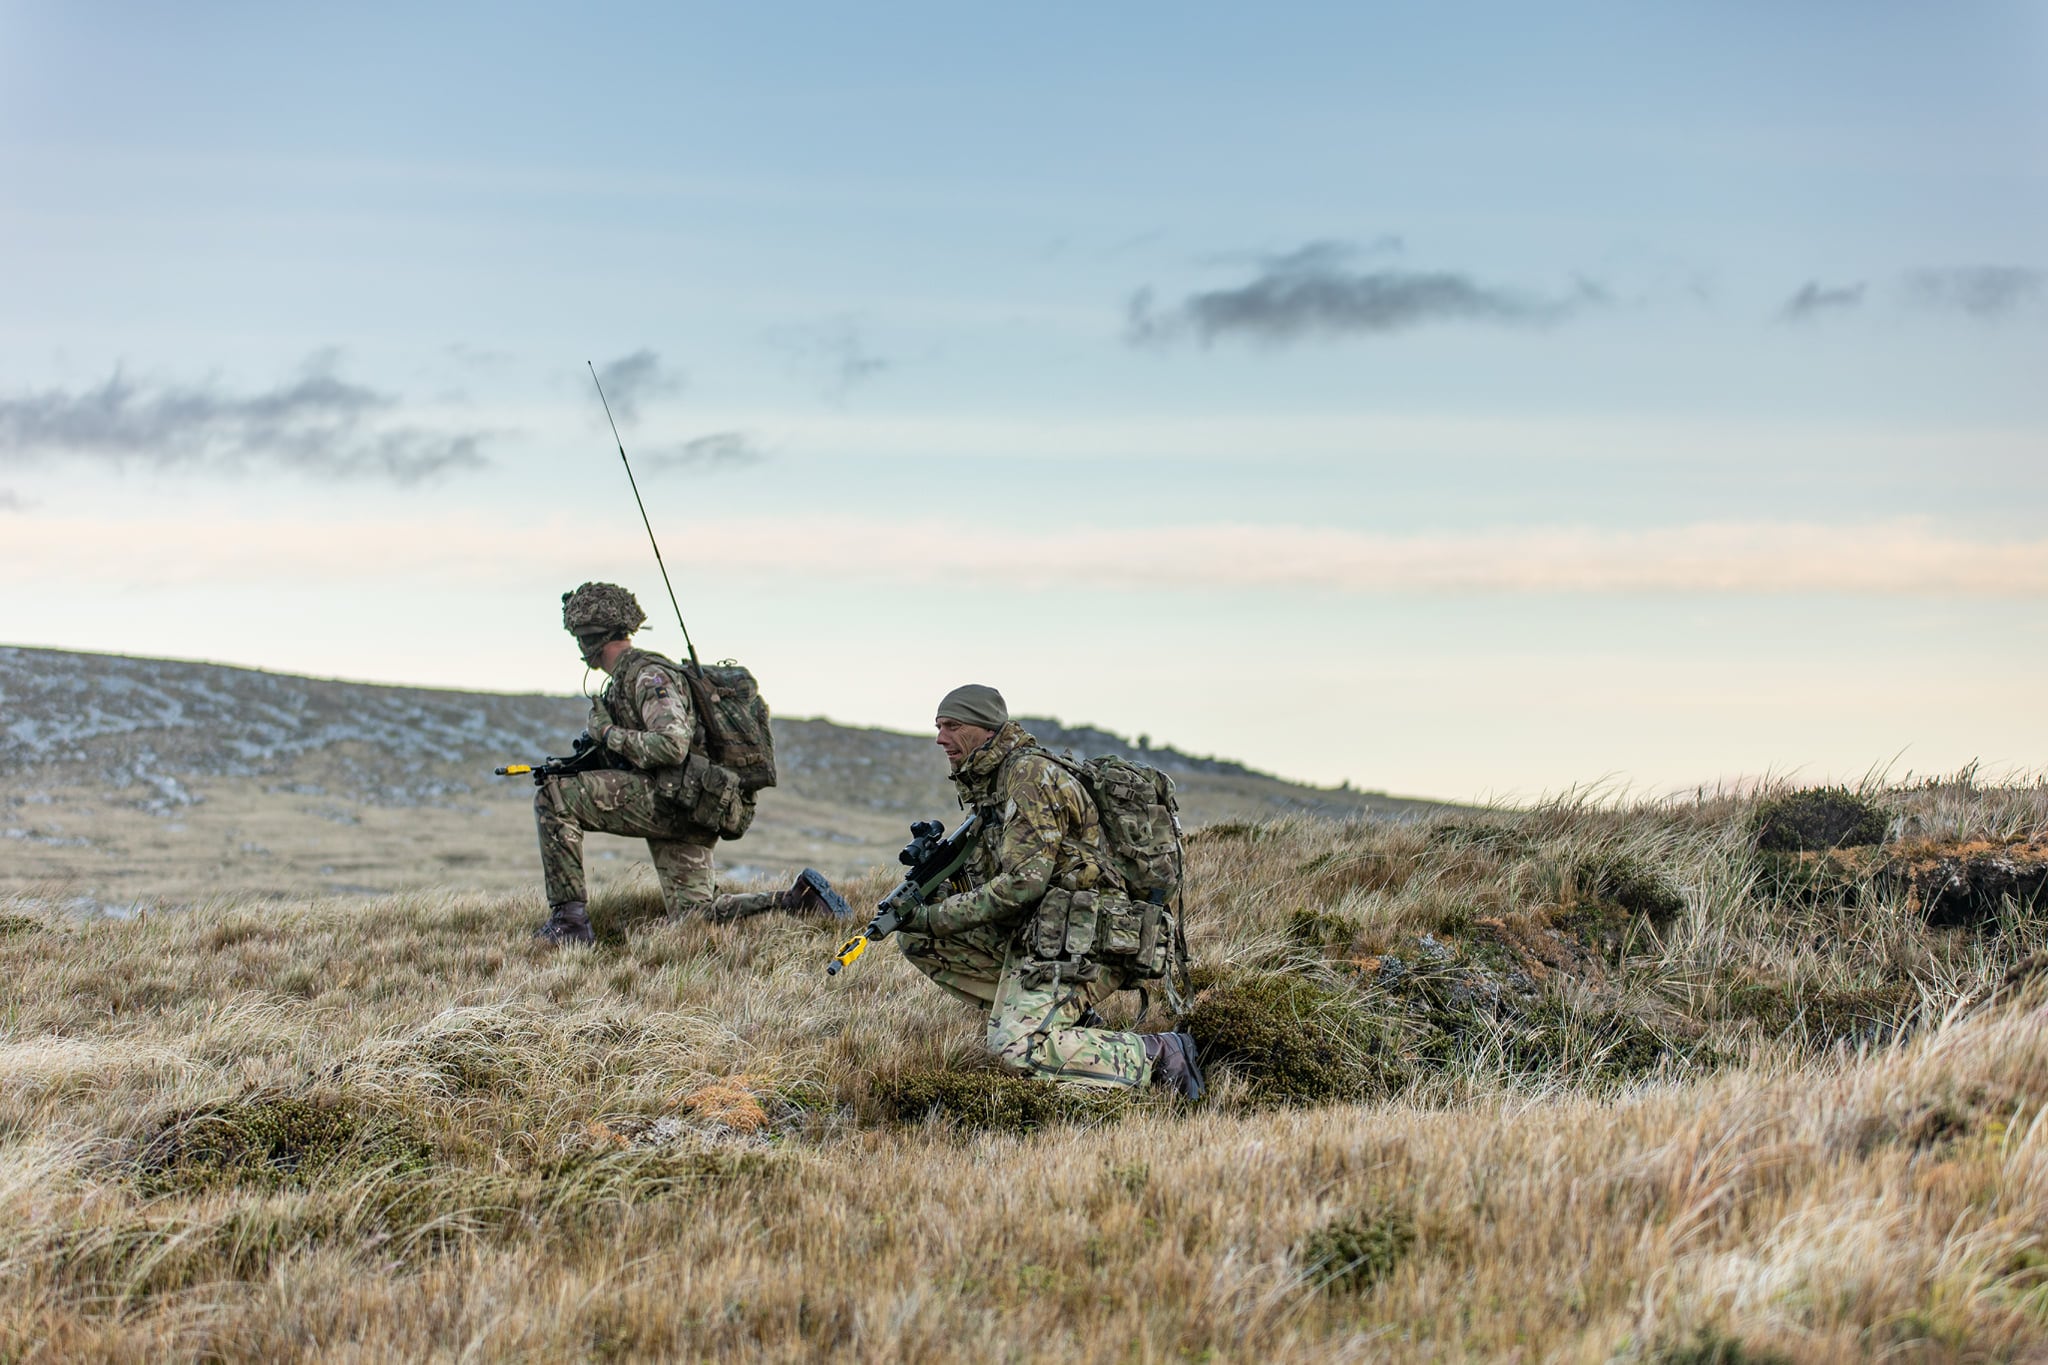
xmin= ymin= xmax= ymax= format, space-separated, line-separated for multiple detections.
xmin=1030 ymin=887 xmax=1073 ymax=961
xmin=663 ymin=753 xmax=753 ymax=839
xmin=1063 ymin=888 xmax=1101 ymax=962
xmin=1102 ymin=895 xmax=1148 ymax=957
xmin=1100 ymin=896 xmax=1167 ymax=978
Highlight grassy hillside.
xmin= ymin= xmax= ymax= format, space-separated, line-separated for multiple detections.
xmin=0 ymin=645 xmax=1438 ymax=907
xmin=3 ymin=773 xmax=2046 ymax=1360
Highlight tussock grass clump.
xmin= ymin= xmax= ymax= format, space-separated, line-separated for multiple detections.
xmin=1183 ymin=970 xmax=1398 ymax=1105
xmin=1718 ymin=977 xmax=1918 ymax=1047
xmin=1575 ymin=853 xmax=1686 ymax=924
xmin=1285 ymin=905 xmax=1359 ymax=949
xmin=1645 ymin=1325 xmax=1792 ymax=1365
xmin=133 ymin=1090 xmax=433 ymax=1193
xmin=1753 ymin=786 xmax=1888 ymax=852
xmin=1499 ymin=998 xmax=1688 ymax=1082
xmin=1298 ymin=1204 xmax=1416 ymax=1292
xmin=875 ymin=1067 xmax=1129 ymax=1132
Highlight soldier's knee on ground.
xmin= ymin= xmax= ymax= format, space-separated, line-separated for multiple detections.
xmin=985 ymin=1015 xmax=1041 ymax=1077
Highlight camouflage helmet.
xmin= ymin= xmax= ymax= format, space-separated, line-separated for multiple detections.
xmin=561 ymin=582 xmax=647 ymax=638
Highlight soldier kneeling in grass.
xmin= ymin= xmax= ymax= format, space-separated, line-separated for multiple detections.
xmin=529 ymin=582 xmax=848 ymax=945
xmin=887 ymin=684 xmax=1203 ymax=1098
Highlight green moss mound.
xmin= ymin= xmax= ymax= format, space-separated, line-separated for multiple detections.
xmin=1753 ymin=787 xmax=1888 ymax=853
xmin=135 ymin=1092 xmax=434 ymax=1193
xmin=1298 ymin=1206 xmax=1415 ymax=1292
xmin=875 ymin=1068 xmax=1127 ymax=1133
xmin=1183 ymin=971 xmax=1398 ymax=1105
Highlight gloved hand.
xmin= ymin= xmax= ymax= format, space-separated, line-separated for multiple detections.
xmin=881 ymin=894 xmax=928 ymax=937
xmin=585 ymin=704 xmax=616 ymax=749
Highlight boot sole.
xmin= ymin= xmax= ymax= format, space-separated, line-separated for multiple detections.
xmin=797 ymin=868 xmax=853 ymax=918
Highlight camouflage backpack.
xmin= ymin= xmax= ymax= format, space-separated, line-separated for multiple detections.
xmin=627 ymin=654 xmax=776 ymax=841
xmin=680 ymin=660 xmax=777 ymax=794
xmin=1026 ymin=751 xmax=1193 ymax=1013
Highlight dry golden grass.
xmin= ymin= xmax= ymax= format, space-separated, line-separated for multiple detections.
xmin=3 ymin=773 xmax=2047 ymax=1361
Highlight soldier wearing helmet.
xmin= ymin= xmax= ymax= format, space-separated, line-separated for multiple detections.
xmin=888 ymin=684 xmax=1204 ymax=1100
xmin=530 ymin=581 xmax=845 ymax=944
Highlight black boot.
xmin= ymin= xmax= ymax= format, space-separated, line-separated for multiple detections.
xmin=534 ymin=900 xmax=594 ymax=946
xmin=778 ymin=868 xmax=852 ymax=918
xmin=1143 ymin=1031 xmax=1205 ymax=1100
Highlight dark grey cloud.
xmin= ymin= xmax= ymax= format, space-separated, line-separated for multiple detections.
xmin=1778 ymin=280 xmax=1866 ymax=322
xmin=1904 ymin=266 xmax=2044 ymax=320
xmin=0 ymin=356 xmax=489 ymax=483
xmin=593 ymin=349 xmax=684 ymax=423
xmin=642 ymin=431 xmax=766 ymax=474
xmin=1127 ymin=241 xmax=1599 ymax=346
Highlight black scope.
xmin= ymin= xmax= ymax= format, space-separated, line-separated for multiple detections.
xmin=900 ymin=820 xmax=945 ymax=864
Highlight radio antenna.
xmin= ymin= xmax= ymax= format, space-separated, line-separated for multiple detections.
xmin=588 ymin=360 xmax=699 ymax=669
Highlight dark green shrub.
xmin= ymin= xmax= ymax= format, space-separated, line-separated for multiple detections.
xmin=1753 ymin=788 xmax=1887 ymax=852
xmin=1298 ymin=1206 xmax=1415 ymax=1292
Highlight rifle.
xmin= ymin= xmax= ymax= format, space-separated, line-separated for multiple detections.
xmin=494 ymin=732 xmax=628 ymax=786
xmin=828 ymin=814 xmax=981 ymax=975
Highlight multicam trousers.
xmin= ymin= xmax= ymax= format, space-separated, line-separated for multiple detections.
xmin=534 ymin=770 xmax=782 ymax=921
xmin=896 ymin=918 xmax=1153 ymax=1090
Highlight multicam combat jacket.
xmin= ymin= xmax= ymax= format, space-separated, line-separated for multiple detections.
xmin=592 ymin=648 xmax=696 ymax=771
xmin=925 ymin=722 xmax=1109 ymax=938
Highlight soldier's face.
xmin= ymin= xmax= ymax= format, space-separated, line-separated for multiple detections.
xmin=578 ymin=634 xmax=631 ymax=673
xmin=935 ymin=718 xmax=995 ymax=769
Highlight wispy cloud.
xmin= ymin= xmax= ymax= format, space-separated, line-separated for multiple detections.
xmin=1127 ymin=241 xmax=1602 ymax=346
xmin=444 ymin=342 xmax=514 ymax=370
xmin=1903 ymin=266 xmax=2045 ymax=320
xmin=592 ymin=349 xmax=685 ymax=424
xmin=1778 ymin=281 xmax=1866 ymax=322
xmin=15 ymin=515 xmax=2047 ymax=599
xmin=0 ymin=489 xmax=25 ymax=513
xmin=641 ymin=431 xmax=767 ymax=473
xmin=771 ymin=319 xmax=890 ymax=400
xmin=0 ymin=355 xmax=489 ymax=483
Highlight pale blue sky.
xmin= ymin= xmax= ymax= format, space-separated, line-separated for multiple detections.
xmin=3 ymin=2 xmax=2044 ymax=798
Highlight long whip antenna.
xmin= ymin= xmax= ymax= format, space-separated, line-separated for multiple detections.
xmin=588 ymin=361 xmax=700 ymax=668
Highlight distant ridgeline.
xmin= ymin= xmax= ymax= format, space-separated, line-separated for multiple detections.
xmin=0 ymin=647 xmax=1386 ymax=818
xmin=1012 ymin=718 xmax=1255 ymax=780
